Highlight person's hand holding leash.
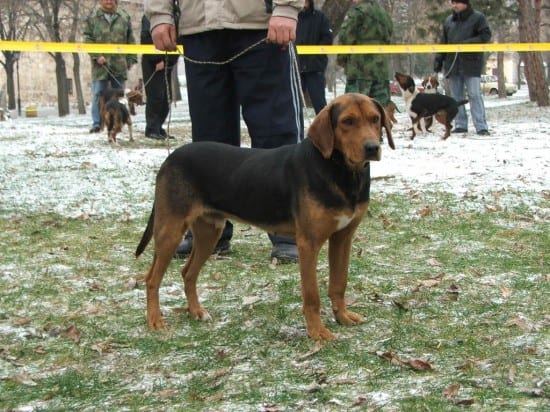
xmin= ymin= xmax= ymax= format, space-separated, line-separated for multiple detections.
xmin=267 ymin=16 xmax=297 ymax=46
xmin=151 ymin=23 xmax=178 ymax=51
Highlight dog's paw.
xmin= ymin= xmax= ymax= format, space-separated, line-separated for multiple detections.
xmin=147 ymin=316 xmax=166 ymax=330
xmin=189 ymin=307 xmax=212 ymax=322
xmin=334 ymin=309 xmax=364 ymax=326
xmin=308 ymin=325 xmax=336 ymax=341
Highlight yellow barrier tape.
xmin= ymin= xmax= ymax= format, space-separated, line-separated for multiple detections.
xmin=1 ymin=40 xmax=549 ymax=54
xmin=0 ymin=40 xmax=182 ymax=55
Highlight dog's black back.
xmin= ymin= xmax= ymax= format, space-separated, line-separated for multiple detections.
xmin=102 ymin=88 xmax=124 ymax=102
xmin=411 ymin=94 xmax=468 ymax=118
xmin=104 ymin=100 xmax=130 ymax=130
xmin=157 ymin=140 xmax=371 ymax=228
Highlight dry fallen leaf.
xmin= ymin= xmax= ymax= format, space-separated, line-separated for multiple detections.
xmin=443 ymin=383 xmax=461 ymax=399
xmin=61 ymin=325 xmax=81 ymax=344
xmin=500 ymin=286 xmax=512 ymax=298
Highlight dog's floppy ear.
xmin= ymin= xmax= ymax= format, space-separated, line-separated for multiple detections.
xmin=373 ymin=99 xmax=395 ymax=150
xmin=307 ymin=102 xmax=336 ymax=159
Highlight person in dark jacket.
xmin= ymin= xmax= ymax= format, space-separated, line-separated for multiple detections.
xmin=140 ymin=15 xmax=178 ymax=140
xmin=434 ymin=0 xmax=491 ymax=136
xmin=296 ymin=0 xmax=333 ymax=114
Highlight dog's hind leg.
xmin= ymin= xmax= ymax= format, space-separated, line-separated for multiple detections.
xmin=182 ymin=217 xmax=224 ymax=321
xmin=145 ymin=215 xmax=187 ymax=329
xmin=128 ymin=118 xmax=134 ymax=142
xmin=435 ymin=112 xmax=451 ymax=140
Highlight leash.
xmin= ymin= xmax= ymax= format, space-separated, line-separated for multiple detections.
xmin=101 ymin=64 xmax=124 ymax=88
xmin=441 ymin=52 xmax=458 ymax=78
xmin=180 ymin=36 xmax=268 ymax=66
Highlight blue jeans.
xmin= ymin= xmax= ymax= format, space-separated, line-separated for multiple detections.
xmin=448 ymin=75 xmax=488 ymax=132
xmin=91 ymin=78 xmax=126 ymax=128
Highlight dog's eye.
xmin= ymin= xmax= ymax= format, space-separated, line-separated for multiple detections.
xmin=370 ymin=115 xmax=380 ymax=124
xmin=341 ymin=117 xmax=354 ymax=126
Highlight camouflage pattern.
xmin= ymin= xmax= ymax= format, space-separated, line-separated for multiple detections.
xmin=83 ymin=7 xmax=138 ymax=81
xmin=337 ymin=0 xmax=392 ymax=105
xmin=344 ymin=79 xmax=390 ymax=107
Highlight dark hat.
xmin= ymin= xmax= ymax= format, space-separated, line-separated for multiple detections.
xmin=452 ymin=0 xmax=470 ymax=4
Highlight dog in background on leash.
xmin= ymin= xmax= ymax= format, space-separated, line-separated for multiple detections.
xmin=421 ymin=75 xmax=440 ymax=94
xmin=100 ymin=88 xmax=143 ymax=145
xmin=394 ymin=72 xmax=467 ymax=140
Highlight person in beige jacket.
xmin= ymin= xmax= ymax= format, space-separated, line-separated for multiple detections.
xmin=144 ymin=0 xmax=304 ymax=262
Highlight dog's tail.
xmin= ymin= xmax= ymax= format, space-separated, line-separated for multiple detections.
xmin=457 ymin=99 xmax=468 ymax=107
xmin=135 ymin=204 xmax=155 ymax=258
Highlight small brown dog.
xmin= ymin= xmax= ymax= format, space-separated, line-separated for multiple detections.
xmin=135 ymin=93 xmax=395 ymax=340
xmin=100 ymin=88 xmax=143 ymax=144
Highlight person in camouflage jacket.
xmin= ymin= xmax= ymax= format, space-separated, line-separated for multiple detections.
xmin=83 ymin=0 xmax=137 ymax=133
xmin=337 ymin=0 xmax=393 ymax=106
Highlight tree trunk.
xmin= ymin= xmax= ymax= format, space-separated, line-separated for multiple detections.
xmin=54 ymin=52 xmax=70 ymax=116
xmin=4 ymin=58 xmax=16 ymax=110
xmin=518 ymin=0 xmax=549 ymax=106
xmin=72 ymin=53 xmax=86 ymax=114
xmin=496 ymin=51 xmax=507 ymax=98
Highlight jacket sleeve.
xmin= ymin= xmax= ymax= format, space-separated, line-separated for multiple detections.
xmin=434 ymin=22 xmax=449 ymax=72
xmin=82 ymin=14 xmax=101 ymax=61
xmin=144 ymin=0 xmax=176 ymax=30
xmin=272 ymin=1 xmax=302 ymax=20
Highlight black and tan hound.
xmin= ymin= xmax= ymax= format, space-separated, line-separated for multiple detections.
xmin=136 ymin=93 xmax=395 ymax=340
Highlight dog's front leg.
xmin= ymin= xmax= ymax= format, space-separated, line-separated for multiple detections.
xmin=328 ymin=222 xmax=364 ymax=327
xmin=297 ymin=236 xmax=335 ymax=340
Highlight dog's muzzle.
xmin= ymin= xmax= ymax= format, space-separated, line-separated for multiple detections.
xmin=364 ymin=142 xmax=381 ymax=162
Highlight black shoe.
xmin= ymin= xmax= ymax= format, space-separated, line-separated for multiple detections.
xmin=89 ymin=126 xmax=100 ymax=133
xmin=270 ymin=243 xmax=298 ymax=264
xmin=452 ymin=127 xmax=468 ymax=133
xmin=145 ymin=132 xmax=166 ymax=140
xmin=160 ymin=129 xmax=175 ymax=139
xmin=477 ymin=129 xmax=490 ymax=136
xmin=174 ymin=237 xmax=232 ymax=258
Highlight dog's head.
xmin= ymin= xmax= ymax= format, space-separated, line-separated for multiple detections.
xmin=307 ymin=93 xmax=395 ymax=171
xmin=125 ymin=90 xmax=144 ymax=116
xmin=422 ymin=75 xmax=439 ymax=93
xmin=394 ymin=72 xmax=417 ymax=99
xmin=126 ymin=90 xmax=144 ymax=105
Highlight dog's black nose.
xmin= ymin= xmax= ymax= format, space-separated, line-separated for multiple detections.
xmin=364 ymin=142 xmax=380 ymax=158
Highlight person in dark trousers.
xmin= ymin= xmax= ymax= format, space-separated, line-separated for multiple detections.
xmin=145 ymin=0 xmax=304 ymax=262
xmin=434 ymin=0 xmax=491 ymax=136
xmin=140 ymin=15 xmax=178 ymax=140
xmin=296 ymin=0 xmax=333 ymax=114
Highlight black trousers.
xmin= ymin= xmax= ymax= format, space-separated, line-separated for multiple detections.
xmin=182 ymin=29 xmax=303 ymax=243
xmin=141 ymin=55 xmax=173 ymax=136
xmin=300 ymin=71 xmax=327 ymax=114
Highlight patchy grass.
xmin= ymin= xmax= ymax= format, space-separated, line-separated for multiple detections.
xmin=1 ymin=188 xmax=548 ymax=411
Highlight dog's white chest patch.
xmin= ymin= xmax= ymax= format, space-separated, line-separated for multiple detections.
xmin=334 ymin=213 xmax=355 ymax=230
